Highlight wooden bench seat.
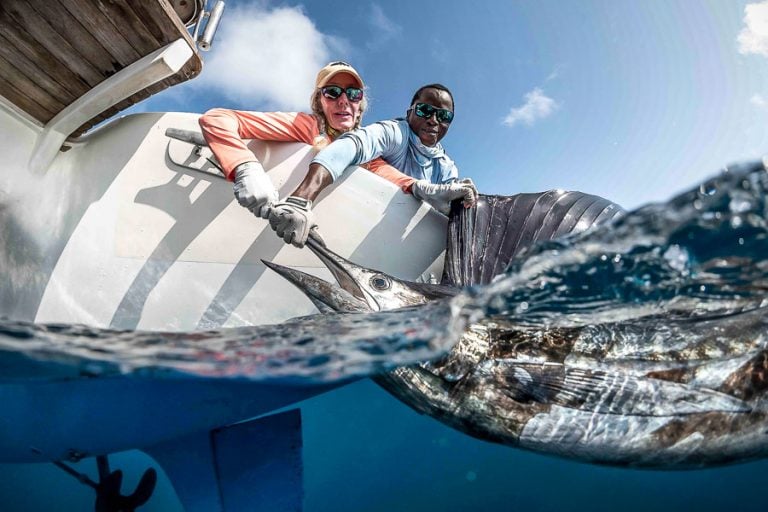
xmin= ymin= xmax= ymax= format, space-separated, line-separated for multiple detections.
xmin=0 ymin=0 xmax=202 ymax=137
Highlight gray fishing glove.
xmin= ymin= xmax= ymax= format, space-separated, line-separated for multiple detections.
xmin=411 ymin=179 xmax=478 ymax=215
xmin=459 ymin=177 xmax=479 ymax=207
xmin=233 ymin=161 xmax=278 ymax=218
xmin=268 ymin=196 xmax=317 ymax=248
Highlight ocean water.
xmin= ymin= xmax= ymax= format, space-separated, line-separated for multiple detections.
xmin=1 ymin=161 xmax=767 ymax=510
xmin=1 ymin=380 xmax=767 ymax=512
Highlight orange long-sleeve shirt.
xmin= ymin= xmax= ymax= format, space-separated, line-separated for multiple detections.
xmin=198 ymin=109 xmax=415 ymax=192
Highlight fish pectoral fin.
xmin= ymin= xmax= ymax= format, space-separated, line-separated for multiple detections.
xmin=487 ymin=361 xmax=751 ymax=416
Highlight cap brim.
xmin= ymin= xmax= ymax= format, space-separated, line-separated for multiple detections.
xmin=317 ymin=69 xmax=364 ymax=89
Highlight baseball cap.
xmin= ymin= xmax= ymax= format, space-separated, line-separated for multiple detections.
xmin=315 ymin=61 xmax=364 ymax=89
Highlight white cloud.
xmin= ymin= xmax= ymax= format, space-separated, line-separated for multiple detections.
xmin=502 ymin=88 xmax=559 ymax=127
xmin=367 ymin=4 xmax=402 ymax=50
xmin=545 ymin=65 xmax=565 ymax=83
xmin=751 ymin=93 xmax=768 ymax=110
xmin=195 ymin=4 xmax=348 ymax=110
xmin=738 ymin=1 xmax=768 ymax=57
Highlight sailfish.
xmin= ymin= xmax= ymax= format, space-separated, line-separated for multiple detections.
xmin=265 ymin=190 xmax=768 ymax=469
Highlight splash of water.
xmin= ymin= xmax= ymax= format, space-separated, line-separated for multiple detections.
xmin=471 ymin=161 xmax=768 ymax=327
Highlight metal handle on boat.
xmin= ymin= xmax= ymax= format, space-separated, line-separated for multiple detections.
xmin=165 ymin=128 xmax=224 ymax=172
xmin=198 ymin=1 xmax=226 ymax=51
xmin=165 ymin=128 xmax=208 ymax=147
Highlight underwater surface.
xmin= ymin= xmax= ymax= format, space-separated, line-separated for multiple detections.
xmin=1 ymin=161 xmax=767 ymax=510
xmin=1 ymin=381 xmax=767 ymax=512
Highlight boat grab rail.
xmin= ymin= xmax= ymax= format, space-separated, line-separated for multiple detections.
xmin=28 ymin=38 xmax=195 ymax=174
xmin=165 ymin=128 xmax=208 ymax=148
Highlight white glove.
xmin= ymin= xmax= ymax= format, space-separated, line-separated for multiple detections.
xmin=411 ymin=179 xmax=478 ymax=215
xmin=458 ymin=178 xmax=479 ymax=207
xmin=268 ymin=196 xmax=317 ymax=248
xmin=233 ymin=161 xmax=278 ymax=218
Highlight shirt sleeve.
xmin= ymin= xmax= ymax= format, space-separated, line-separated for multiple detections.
xmin=439 ymin=158 xmax=460 ymax=184
xmin=364 ymin=158 xmax=416 ymax=193
xmin=199 ymin=109 xmax=319 ymax=180
xmin=311 ymin=120 xmax=405 ymax=181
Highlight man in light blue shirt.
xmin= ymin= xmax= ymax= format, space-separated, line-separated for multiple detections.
xmin=268 ymin=84 xmax=477 ymax=247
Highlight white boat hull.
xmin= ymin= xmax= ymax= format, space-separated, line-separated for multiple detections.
xmin=1 ymin=110 xmax=447 ymax=331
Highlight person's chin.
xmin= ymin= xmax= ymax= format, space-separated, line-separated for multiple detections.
xmin=419 ymin=128 xmax=440 ymax=146
xmin=333 ymin=119 xmax=354 ymax=131
xmin=331 ymin=124 xmax=352 ymax=132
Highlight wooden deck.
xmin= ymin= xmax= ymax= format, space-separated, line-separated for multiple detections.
xmin=0 ymin=0 xmax=202 ymax=137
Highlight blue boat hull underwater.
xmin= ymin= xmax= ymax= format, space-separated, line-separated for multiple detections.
xmin=2 ymin=2 xmax=768 ymax=511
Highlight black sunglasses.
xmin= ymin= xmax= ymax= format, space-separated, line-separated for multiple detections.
xmin=321 ymin=85 xmax=364 ymax=103
xmin=410 ymin=103 xmax=454 ymax=124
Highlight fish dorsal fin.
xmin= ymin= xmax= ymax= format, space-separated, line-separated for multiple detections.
xmin=442 ymin=192 xmax=624 ymax=287
xmin=479 ymin=360 xmax=751 ymax=416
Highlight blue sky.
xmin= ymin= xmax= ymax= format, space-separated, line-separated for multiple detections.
xmin=137 ymin=0 xmax=768 ymax=209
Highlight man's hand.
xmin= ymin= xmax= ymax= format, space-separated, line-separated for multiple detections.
xmin=458 ymin=178 xmax=479 ymax=208
xmin=233 ymin=161 xmax=279 ymax=218
xmin=411 ymin=179 xmax=478 ymax=215
xmin=268 ymin=196 xmax=316 ymax=248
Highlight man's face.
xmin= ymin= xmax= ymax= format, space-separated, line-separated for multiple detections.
xmin=407 ymin=88 xmax=454 ymax=146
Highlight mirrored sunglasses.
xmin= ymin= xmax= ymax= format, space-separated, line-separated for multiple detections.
xmin=321 ymin=85 xmax=364 ymax=103
xmin=411 ymin=103 xmax=454 ymax=124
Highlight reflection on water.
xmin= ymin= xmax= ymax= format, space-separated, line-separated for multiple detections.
xmin=0 ymin=299 xmax=457 ymax=383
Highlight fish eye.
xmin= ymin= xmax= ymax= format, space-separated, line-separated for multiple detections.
xmin=370 ymin=274 xmax=391 ymax=290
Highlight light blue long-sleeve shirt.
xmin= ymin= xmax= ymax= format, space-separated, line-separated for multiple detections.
xmin=312 ymin=119 xmax=458 ymax=184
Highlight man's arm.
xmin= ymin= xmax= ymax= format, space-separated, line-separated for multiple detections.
xmin=311 ymin=120 xmax=404 ymax=181
xmin=292 ymin=158 xmax=417 ymax=199
xmin=291 ymin=163 xmax=334 ymax=202
xmin=266 ymin=162 xmax=332 ymax=248
xmin=266 ymin=122 xmax=404 ymax=248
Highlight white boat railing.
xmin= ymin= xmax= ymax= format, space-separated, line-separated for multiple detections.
xmin=28 ymin=38 xmax=195 ymax=174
